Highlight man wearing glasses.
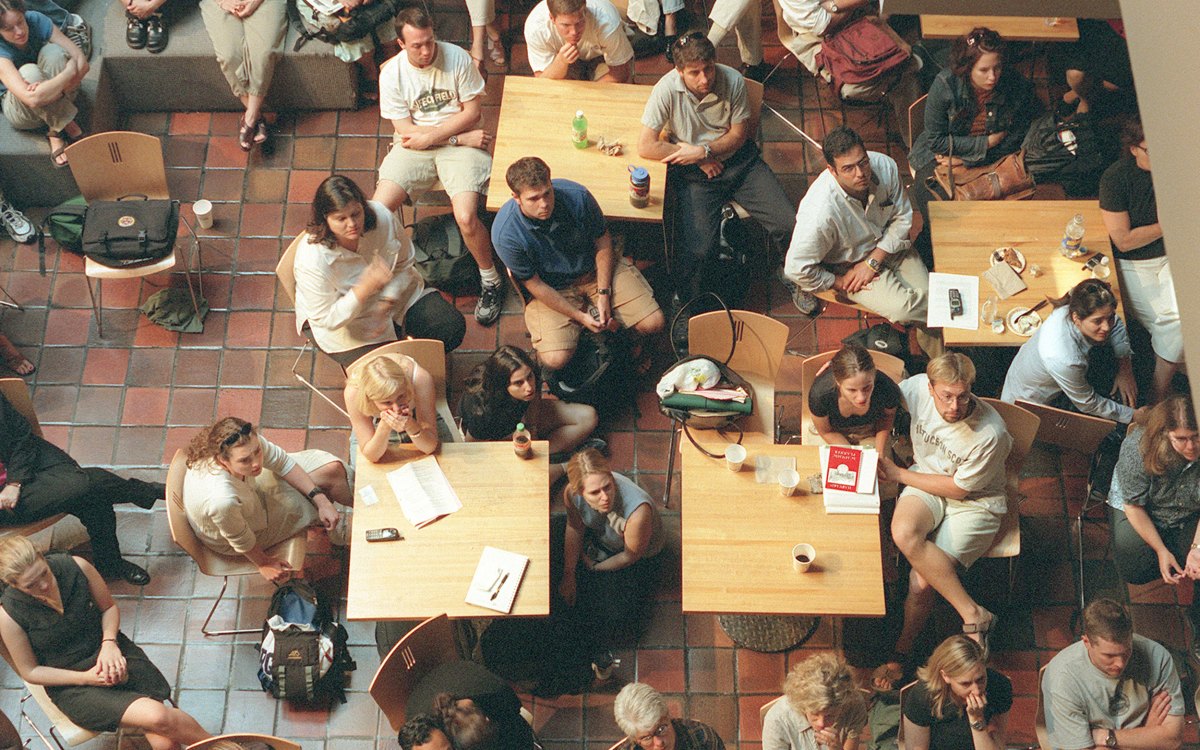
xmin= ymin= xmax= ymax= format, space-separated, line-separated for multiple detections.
xmin=873 ymin=353 xmax=1012 ymax=687
xmin=784 ymin=125 xmax=941 ymax=356
xmin=1042 ymin=598 xmax=1184 ymax=750
xmin=615 ymin=682 xmax=725 ymax=750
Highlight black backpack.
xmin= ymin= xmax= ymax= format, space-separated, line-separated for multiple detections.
xmin=545 ymin=329 xmax=636 ymax=416
xmin=411 ymin=214 xmax=480 ymax=296
xmin=257 ymin=580 xmax=356 ymax=705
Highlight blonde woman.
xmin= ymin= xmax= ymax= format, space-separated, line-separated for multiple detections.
xmin=0 ymin=536 xmax=211 ymax=749
xmin=902 ymin=635 xmax=1011 ymax=750
xmin=763 ymin=652 xmax=868 ymax=750
xmin=344 ymin=351 xmax=440 ymax=462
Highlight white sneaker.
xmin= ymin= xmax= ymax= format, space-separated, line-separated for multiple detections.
xmin=63 ymin=14 xmax=92 ymax=59
xmin=0 ymin=200 xmax=35 ymax=244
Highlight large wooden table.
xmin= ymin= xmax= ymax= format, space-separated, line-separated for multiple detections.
xmin=681 ymin=439 xmax=885 ymax=616
xmin=920 ymin=15 xmax=1080 ymax=42
xmin=931 ymin=200 xmax=1122 ymax=347
xmin=347 ymin=441 xmax=550 ymax=620
xmin=486 ymin=77 xmax=667 ymax=222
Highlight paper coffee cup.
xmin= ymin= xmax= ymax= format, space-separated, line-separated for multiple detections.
xmin=779 ymin=470 xmax=801 ymax=496
xmin=193 ymin=199 xmax=214 ymax=229
xmin=792 ymin=543 xmax=815 ymax=572
xmin=724 ymin=444 xmax=747 ymax=472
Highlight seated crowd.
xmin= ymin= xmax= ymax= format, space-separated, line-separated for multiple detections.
xmin=0 ymin=2 xmax=1192 ymax=749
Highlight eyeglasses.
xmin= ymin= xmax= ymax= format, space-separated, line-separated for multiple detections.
xmin=1136 ymin=143 xmax=1150 ymax=155
xmin=635 ymin=722 xmax=670 ymax=747
xmin=222 ymin=422 xmax=254 ymax=447
xmin=933 ymin=390 xmax=974 ymax=408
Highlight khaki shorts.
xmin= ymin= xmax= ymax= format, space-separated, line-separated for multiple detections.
xmin=526 ymin=257 xmax=660 ymax=353
xmin=378 ymin=139 xmax=492 ymax=198
xmin=904 ymin=487 xmax=1001 ymax=568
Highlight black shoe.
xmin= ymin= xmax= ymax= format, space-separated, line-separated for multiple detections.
xmin=125 ymin=13 xmax=147 ymax=49
xmin=145 ymin=14 xmax=167 ymax=53
xmin=129 ymin=480 xmax=166 ymax=509
xmin=474 ymin=282 xmax=505 ymax=327
xmin=741 ymin=61 xmax=771 ymax=83
xmin=100 ymin=559 xmax=151 ymax=586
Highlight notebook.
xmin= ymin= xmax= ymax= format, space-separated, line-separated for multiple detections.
xmin=465 ymin=547 xmax=530 ymax=614
xmin=386 ymin=456 xmax=462 ymax=529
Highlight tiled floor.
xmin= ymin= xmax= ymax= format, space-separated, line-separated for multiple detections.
xmin=1 ymin=15 xmax=1197 ymax=750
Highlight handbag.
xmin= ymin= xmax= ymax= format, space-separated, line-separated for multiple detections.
xmin=81 ymin=195 xmax=179 ymax=269
xmin=929 ymin=133 xmax=1035 ymax=202
xmin=1021 ymin=104 xmax=1110 ymax=196
xmin=815 ymin=15 xmax=911 ymax=95
xmin=290 ymin=0 xmax=407 ymax=50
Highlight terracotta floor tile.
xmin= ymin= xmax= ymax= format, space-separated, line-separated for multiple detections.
xmin=262 ymin=387 xmax=312 ymax=429
xmin=179 ymin=310 xmax=228 ymax=348
xmin=336 ymin=137 xmax=383 ymax=171
xmin=229 ymin=274 xmax=279 ymax=311
xmin=206 ymin=137 xmax=250 ymax=169
xmin=635 ymin=649 xmax=685 ymax=693
xmin=43 ymin=308 xmax=92 ymax=345
xmin=245 ymin=169 xmax=290 ymax=203
xmin=293 ymin=109 xmax=338 ymax=136
xmin=82 ymin=347 xmax=131 ymax=385
xmin=288 ymin=170 xmax=333 ymax=203
xmin=68 ymin=424 xmax=117 ymax=465
xmin=226 ymin=311 xmax=273 ymax=347
xmin=168 ymin=167 xmax=204 ymax=202
xmin=293 ymin=136 xmax=337 ymax=169
xmin=338 ymin=107 xmax=382 ymax=136
xmin=220 ymin=349 xmax=267 ymax=387
xmin=32 ymin=383 xmax=78 ymax=422
xmin=169 ymin=388 xmax=218 ymax=426
xmin=239 ymin=205 xmax=285 ymax=238
xmin=121 ymin=386 xmax=170 ymax=425
xmin=687 ymin=648 xmax=736 ymax=694
xmin=34 ymin=345 xmax=84 ymax=383
xmin=74 ymin=385 xmax=123 ymax=425
xmin=165 ymin=135 xmax=208 ymax=168
xmin=170 ymin=112 xmax=211 ymax=135
xmin=113 ymin=426 xmax=166 ymax=466
xmin=217 ymin=387 xmax=265 ymax=424
xmin=235 ymin=238 xmax=285 ymax=272
xmin=689 ymin=693 xmax=739 ymax=743
xmin=736 ymin=649 xmax=786 ymax=694
xmin=173 ymin=349 xmax=223 ymax=386
xmin=127 ymin=348 xmax=177 ymax=386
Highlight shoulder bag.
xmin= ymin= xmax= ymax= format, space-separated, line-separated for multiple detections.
xmin=929 ymin=134 xmax=1035 ymax=202
xmin=81 ymin=194 xmax=179 ymax=269
xmin=816 ymin=15 xmax=911 ymax=95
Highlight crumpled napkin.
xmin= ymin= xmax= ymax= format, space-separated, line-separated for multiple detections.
xmin=982 ymin=261 xmax=1026 ymax=300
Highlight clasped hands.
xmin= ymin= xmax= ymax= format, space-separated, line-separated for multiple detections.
xmin=90 ymin=640 xmax=128 ymax=687
xmin=661 ymin=143 xmax=723 ymax=178
xmin=833 ymin=257 xmax=880 ymax=294
xmin=400 ymin=129 xmax=491 ymax=151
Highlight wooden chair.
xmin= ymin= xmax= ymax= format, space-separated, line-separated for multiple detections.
xmin=0 ymin=378 xmax=67 ymax=541
xmin=187 ymin=735 xmax=301 ymax=750
xmin=369 ymin=613 xmax=460 ymax=731
xmin=345 ymin=339 xmax=464 ymax=442
xmin=0 ymin=633 xmax=98 ymax=747
xmin=896 ymin=679 xmax=918 ymax=750
xmin=726 ymin=79 xmax=765 ymax=224
xmin=797 ymin=349 xmax=906 ymax=447
xmin=274 ymin=234 xmax=352 ymax=420
xmin=164 ymin=450 xmax=308 ymax=636
xmin=1035 ymin=664 xmax=1052 ymax=750
xmin=907 ymin=93 xmax=928 ymax=166
xmin=1014 ymin=399 xmax=1118 ymax=615
xmin=977 ymin=398 xmax=1041 ymax=595
xmin=63 ymin=131 xmax=203 ymax=339
xmin=759 ymin=695 xmax=782 ymax=724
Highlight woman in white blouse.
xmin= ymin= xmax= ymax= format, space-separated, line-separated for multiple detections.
xmin=293 ymin=175 xmax=465 ymax=368
xmin=183 ymin=418 xmax=352 ymax=582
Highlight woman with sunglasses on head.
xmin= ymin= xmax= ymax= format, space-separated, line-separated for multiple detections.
xmin=183 ymin=418 xmax=352 ymax=583
xmin=902 ymin=635 xmax=1010 ymax=750
xmin=762 ymin=652 xmax=868 ymax=750
xmin=345 ymin=351 xmax=441 ymax=463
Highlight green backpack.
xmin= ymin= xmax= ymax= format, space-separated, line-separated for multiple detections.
xmin=410 ymin=214 xmax=478 ymax=296
xmin=36 ymin=196 xmax=87 ymax=274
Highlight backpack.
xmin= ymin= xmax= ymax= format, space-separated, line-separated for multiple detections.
xmin=545 ymin=329 xmax=636 ymax=416
xmin=1021 ymin=103 xmax=1113 ymax=197
xmin=258 ymin=580 xmax=356 ymax=705
xmin=288 ymin=0 xmax=408 ymax=50
xmin=36 ymin=196 xmax=87 ymax=274
xmin=411 ymin=214 xmax=479 ymax=296
xmin=816 ymin=15 xmax=910 ymax=95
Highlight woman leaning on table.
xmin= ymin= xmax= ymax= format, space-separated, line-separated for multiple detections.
xmin=902 ymin=634 xmax=1011 ymax=750
xmin=0 ymin=536 xmax=211 ymax=749
xmin=345 ymin=350 xmax=442 ymax=462
xmin=199 ymin=0 xmax=285 ymax=152
xmin=762 ymin=651 xmax=869 ymax=750
xmin=183 ymin=417 xmax=352 ymax=582
xmin=809 ymin=343 xmax=899 ymax=454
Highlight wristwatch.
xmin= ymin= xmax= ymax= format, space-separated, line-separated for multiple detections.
xmin=702 ymin=143 xmax=713 ymax=160
xmin=448 ymin=135 xmax=459 ymax=146
xmin=866 ymin=257 xmax=882 ymax=273
xmin=828 ymin=1 xmax=839 ymax=11
xmin=969 ymin=720 xmax=985 ymax=731
xmin=306 ymin=487 xmax=327 ymax=502
xmin=1106 ymin=728 xmax=1117 ymax=748
xmin=597 ymin=288 xmax=612 ymax=296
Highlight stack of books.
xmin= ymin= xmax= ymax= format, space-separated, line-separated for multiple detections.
xmin=819 ymin=445 xmax=880 ymax=514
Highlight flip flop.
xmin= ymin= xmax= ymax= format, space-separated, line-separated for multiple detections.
xmin=962 ymin=610 xmax=997 ymax=652
xmin=238 ymin=116 xmax=255 ymax=152
xmin=486 ymin=33 xmax=506 ymax=65
xmin=254 ymin=117 xmax=268 ymax=145
xmin=47 ymin=133 xmax=69 ymax=168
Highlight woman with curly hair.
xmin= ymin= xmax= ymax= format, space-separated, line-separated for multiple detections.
xmin=902 ymin=634 xmax=1010 ymax=750
xmin=763 ymin=651 xmax=868 ymax=750
xmin=182 ymin=417 xmax=351 ymax=582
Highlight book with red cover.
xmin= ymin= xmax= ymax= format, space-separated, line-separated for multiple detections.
xmin=824 ymin=446 xmax=862 ymax=492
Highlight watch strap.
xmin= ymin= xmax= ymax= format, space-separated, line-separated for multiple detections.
xmin=306 ymin=487 xmax=326 ymax=502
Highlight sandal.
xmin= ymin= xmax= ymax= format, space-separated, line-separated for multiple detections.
xmin=237 ymin=116 xmax=255 ymax=152
xmin=0 ymin=338 xmax=34 ymax=376
xmin=486 ymin=32 xmax=505 ymax=65
xmin=962 ymin=610 xmax=997 ymax=652
xmin=254 ymin=117 xmax=268 ymax=145
xmin=47 ymin=132 xmax=69 ymax=168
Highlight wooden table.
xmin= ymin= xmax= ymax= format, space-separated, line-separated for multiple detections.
xmin=347 ymin=441 xmax=550 ymax=620
xmin=486 ymin=77 xmax=667 ymax=222
xmin=920 ymin=15 xmax=1080 ymax=42
xmin=930 ymin=200 xmax=1122 ymax=347
xmin=681 ymin=439 xmax=885 ymax=616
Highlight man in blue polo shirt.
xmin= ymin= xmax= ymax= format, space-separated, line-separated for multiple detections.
xmin=491 ymin=156 xmax=664 ymax=371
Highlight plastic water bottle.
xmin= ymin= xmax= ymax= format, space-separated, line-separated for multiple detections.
xmin=1061 ymin=213 xmax=1085 ymax=258
xmin=572 ymin=110 xmax=588 ymax=149
xmin=628 ymin=166 xmax=650 ymax=208
xmin=513 ymin=422 xmax=532 ymax=459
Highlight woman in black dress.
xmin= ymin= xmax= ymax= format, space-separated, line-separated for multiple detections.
xmin=902 ymin=635 xmax=1011 ymax=750
xmin=808 ymin=344 xmax=900 ymax=453
xmin=0 ymin=536 xmax=210 ymax=749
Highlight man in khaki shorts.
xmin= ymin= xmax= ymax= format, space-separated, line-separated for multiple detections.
xmin=874 ymin=353 xmax=1012 ymax=686
xmin=373 ymin=7 xmax=507 ymax=327
xmin=491 ymin=157 xmax=664 ymax=371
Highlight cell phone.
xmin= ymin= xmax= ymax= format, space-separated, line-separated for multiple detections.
xmin=948 ymin=289 xmax=963 ymax=319
xmin=365 ymin=527 xmax=402 ymax=543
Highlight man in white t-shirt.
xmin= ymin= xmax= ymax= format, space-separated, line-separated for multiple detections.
xmin=524 ymin=0 xmax=634 ymax=82
xmin=877 ymin=353 xmax=1012 ymax=683
xmin=373 ymin=7 xmax=507 ymax=327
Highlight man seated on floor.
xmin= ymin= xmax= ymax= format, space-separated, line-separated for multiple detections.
xmin=491 ymin=156 xmax=664 ymax=373
xmin=373 ymin=6 xmax=507 ymax=327
xmin=783 ymin=125 xmax=941 ymax=356
xmin=638 ymin=33 xmax=793 ymax=310
xmin=1042 ymin=598 xmax=1184 ymax=750
xmin=524 ymin=0 xmax=634 ymax=82
xmin=0 ymin=392 xmax=162 ymax=585
xmin=874 ymin=353 xmax=1012 ymax=687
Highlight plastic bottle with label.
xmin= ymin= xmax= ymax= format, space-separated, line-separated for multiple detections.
xmin=572 ymin=110 xmax=588 ymax=149
xmin=513 ymin=422 xmax=532 ymax=459
xmin=1061 ymin=213 xmax=1085 ymax=258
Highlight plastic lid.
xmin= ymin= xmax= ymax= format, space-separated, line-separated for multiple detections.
xmin=516 ymin=423 xmax=526 ymax=431
xmin=631 ymin=167 xmax=649 ymax=179
xmin=575 ymin=110 xmax=584 ymax=117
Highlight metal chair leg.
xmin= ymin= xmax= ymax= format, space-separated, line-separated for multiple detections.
xmin=85 ymin=276 xmax=103 ymax=339
xmin=291 ymin=342 xmax=350 ymax=420
xmin=201 ymin=575 xmax=259 ymax=637
xmin=663 ymin=422 xmax=681 ymax=507
xmin=20 ymin=693 xmax=67 ymax=750
xmin=0 ymin=283 xmax=21 ymax=310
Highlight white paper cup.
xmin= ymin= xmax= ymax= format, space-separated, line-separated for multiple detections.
xmin=724 ymin=444 xmax=747 ymax=472
xmin=193 ymin=199 xmax=214 ymax=229
xmin=792 ymin=543 xmax=816 ymax=572
xmin=779 ymin=470 xmax=801 ymax=496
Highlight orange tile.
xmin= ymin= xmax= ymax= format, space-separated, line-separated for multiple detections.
xmin=82 ymin=348 xmax=131 ymax=385
xmin=636 ymin=649 xmax=685 ymax=693
xmin=122 ymin=387 xmax=170 ymax=425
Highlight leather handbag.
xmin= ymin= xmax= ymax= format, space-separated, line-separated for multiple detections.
xmin=82 ymin=195 xmax=179 ymax=269
xmin=929 ymin=134 xmax=1036 ymax=202
xmin=816 ymin=15 xmax=910 ymax=95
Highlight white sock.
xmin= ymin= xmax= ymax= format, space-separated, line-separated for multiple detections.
xmin=480 ymin=266 xmax=502 ymax=288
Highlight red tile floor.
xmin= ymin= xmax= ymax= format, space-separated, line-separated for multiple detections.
xmin=1 ymin=22 xmax=1198 ymax=750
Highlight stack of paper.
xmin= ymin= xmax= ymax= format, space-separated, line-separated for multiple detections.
xmin=820 ymin=445 xmax=880 ymax=514
xmin=386 ymin=456 xmax=462 ymax=528
xmin=465 ymin=546 xmax=530 ymax=614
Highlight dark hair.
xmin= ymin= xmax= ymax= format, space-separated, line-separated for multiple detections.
xmin=185 ymin=417 xmax=255 ymax=468
xmin=1140 ymin=395 xmax=1197 ymax=476
xmin=821 ymin=126 xmax=865 ymax=167
xmin=306 ymin=175 xmax=377 ymax=248
xmin=1082 ymin=598 xmax=1133 ymax=644
xmin=949 ymin=27 xmax=1006 ymax=83
xmin=1120 ymin=116 xmax=1145 ymax=152
xmin=829 ymin=344 xmax=876 ymax=384
xmin=671 ymin=32 xmax=715 ymax=68
xmin=396 ymin=6 xmax=433 ymax=40
xmin=506 ymin=156 xmax=552 ymax=194
xmin=398 ymin=714 xmax=445 ymax=750
xmin=1051 ymin=278 xmax=1118 ymax=321
xmin=434 ymin=693 xmax=496 ymax=750
xmin=459 ymin=346 xmax=538 ymax=440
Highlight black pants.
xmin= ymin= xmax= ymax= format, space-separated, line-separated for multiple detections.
xmin=320 ymin=291 xmax=466 ymax=369
xmin=1 ymin=462 xmax=159 ymax=570
xmin=1110 ymin=506 xmax=1200 ymax=620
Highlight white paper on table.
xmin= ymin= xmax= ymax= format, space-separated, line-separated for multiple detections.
xmin=465 ymin=546 xmax=530 ymax=614
xmin=927 ymin=272 xmax=980 ymax=330
xmin=386 ymin=456 xmax=462 ymax=529
xmin=358 ymin=485 xmax=379 ymax=506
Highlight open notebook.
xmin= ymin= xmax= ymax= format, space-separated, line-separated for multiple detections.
xmin=386 ymin=456 xmax=462 ymax=528
xmin=465 ymin=547 xmax=530 ymax=614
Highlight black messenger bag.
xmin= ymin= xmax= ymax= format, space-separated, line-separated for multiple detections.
xmin=82 ymin=195 xmax=179 ymax=268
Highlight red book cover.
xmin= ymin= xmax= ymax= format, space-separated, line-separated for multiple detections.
xmin=824 ymin=446 xmax=862 ymax=492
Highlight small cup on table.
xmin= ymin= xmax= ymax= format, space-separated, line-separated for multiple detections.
xmin=779 ymin=469 xmax=801 ymax=496
xmin=792 ymin=543 xmax=816 ymax=572
xmin=724 ymin=444 xmax=747 ymax=472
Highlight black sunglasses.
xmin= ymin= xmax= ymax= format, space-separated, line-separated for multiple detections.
xmin=222 ymin=422 xmax=254 ymax=447
xmin=965 ymin=28 xmax=1003 ymax=51
xmin=671 ymin=31 xmax=706 ymax=51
